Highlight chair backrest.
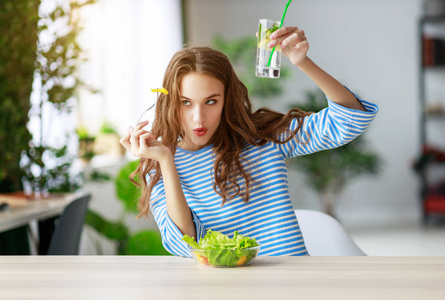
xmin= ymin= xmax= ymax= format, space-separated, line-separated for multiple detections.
xmin=47 ymin=194 xmax=91 ymax=255
xmin=295 ymin=209 xmax=366 ymax=256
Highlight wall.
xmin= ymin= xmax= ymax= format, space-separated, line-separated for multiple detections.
xmin=183 ymin=0 xmax=428 ymax=225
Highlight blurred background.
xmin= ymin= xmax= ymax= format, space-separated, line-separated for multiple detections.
xmin=1 ymin=0 xmax=445 ymax=256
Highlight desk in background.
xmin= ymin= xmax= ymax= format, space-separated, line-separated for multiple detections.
xmin=0 ymin=256 xmax=444 ymax=299
xmin=0 ymin=192 xmax=88 ymax=254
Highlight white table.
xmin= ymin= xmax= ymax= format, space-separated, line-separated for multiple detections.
xmin=0 ymin=256 xmax=444 ymax=300
xmin=0 ymin=193 xmax=86 ymax=233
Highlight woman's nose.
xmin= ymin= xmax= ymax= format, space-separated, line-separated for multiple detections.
xmin=192 ymin=106 xmax=206 ymax=124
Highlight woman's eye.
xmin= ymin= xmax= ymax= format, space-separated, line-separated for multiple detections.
xmin=182 ymin=100 xmax=191 ymax=106
xmin=206 ymin=99 xmax=216 ymax=105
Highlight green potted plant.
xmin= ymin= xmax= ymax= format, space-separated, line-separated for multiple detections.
xmin=93 ymin=121 xmax=126 ymax=156
xmin=85 ymin=160 xmax=170 ymax=255
xmin=76 ymin=126 xmax=96 ymax=162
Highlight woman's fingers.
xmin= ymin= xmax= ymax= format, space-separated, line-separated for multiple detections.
xmin=269 ymin=26 xmax=299 ymax=40
xmin=119 ymin=126 xmax=133 ymax=150
xmin=268 ymin=29 xmax=306 ymax=49
xmin=267 ymin=32 xmax=292 ymax=47
xmin=120 ymin=121 xmax=160 ymax=158
xmin=131 ymin=121 xmax=149 ymax=141
xmin=126 ymin=121 xmax=148 ymax=155
xmin=295 ymin=40 xmax=309 ymax=51
xmin=266 ymin=26 xmax=309 ymax=66
xmin=138 ymin=133 xmax=156 ymax=151
xmin=281 ymin=32 xmax=306 ymax=53
xmin=135 ymin=120 xmax=149 ymax=131
xmin=138 ymin=132 xmax=165 ymax=159
xmin=131 ymin=131 xmax=148 ymax=155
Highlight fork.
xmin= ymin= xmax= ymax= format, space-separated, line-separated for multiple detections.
xmin=135 ymin=101 xmax=156 ymax=126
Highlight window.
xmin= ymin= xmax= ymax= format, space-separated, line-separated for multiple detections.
xmin=77 ymin=0 xmax=184 ymax=135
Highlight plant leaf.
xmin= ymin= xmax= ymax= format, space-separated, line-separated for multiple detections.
xmin=115 ymin=160 xmax=141 ymax=214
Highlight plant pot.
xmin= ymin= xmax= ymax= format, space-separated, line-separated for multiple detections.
xmin=93 ymin=133 xmax=125 ymax=156
xmin=79 ymin=137 xmax=96 ymax=162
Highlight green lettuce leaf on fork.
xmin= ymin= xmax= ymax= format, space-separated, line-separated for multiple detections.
xmin=182 ymin=230 xmax=259 ymax=267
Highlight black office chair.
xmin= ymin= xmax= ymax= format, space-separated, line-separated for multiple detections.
xmin=47 ymin=194 xmax=91 ymax=255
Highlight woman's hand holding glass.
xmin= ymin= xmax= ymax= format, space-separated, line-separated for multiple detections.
xmin=120 ymin=121 xmax=171 ymax=162
xmin=267 ymin=26 xmax=309 ymax=67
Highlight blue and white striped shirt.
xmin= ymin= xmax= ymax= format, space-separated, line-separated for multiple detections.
xmin=149 ymin=92 xmax=378 ymax=257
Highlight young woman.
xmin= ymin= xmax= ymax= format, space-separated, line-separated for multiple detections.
xmin=120 ymin=25 xmax=378 ymax=256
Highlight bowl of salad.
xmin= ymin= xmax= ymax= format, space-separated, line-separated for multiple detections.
xmin=182 ymin=230 xmax=261 ymax=268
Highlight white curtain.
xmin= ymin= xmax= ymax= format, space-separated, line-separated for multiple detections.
xmin=77 ymin=0 xmax=184 ymax=135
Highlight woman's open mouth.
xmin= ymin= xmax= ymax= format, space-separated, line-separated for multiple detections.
xmin=193 ymin=127 xmax=207 ymax=137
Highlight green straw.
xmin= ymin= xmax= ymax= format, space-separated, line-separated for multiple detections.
xmin=267 ymin=0 xmax=293 ymax=67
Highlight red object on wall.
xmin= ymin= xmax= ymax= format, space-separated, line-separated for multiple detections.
xmin=423 ymin=35 xmax=435 ymax=66
xmin=424 ymin=194 xmax=445 ymax=214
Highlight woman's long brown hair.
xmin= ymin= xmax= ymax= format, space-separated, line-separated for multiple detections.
xmin=131 ymin=47 xmax=311 ymax=218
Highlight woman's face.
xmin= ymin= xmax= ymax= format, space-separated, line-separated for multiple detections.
xmin=179 ymin=72 xmax=225 ymax=151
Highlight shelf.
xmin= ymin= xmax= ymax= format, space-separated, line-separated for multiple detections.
xmin=421 ymin=16 xmax=445 ymax=23
xmin=421 ymin=36 xmax=445 ymax=66
xmin=418 ymin=17 xmax=445 ymax=219
xmin=425 ymin=112 xmax=445 ymax=118
xmin=424 ymin=194 xmax=445 ymax=214
xmin=413 ymin=159 xmax=445 ymax=173
xmin=422 ymin=65 xmax=445 ymax=70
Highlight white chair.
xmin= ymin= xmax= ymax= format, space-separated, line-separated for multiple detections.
xmin=294 ymin=209 xmax=366 ymax=256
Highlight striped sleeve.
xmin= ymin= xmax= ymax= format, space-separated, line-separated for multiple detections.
xmin=276 ymin=89 xmax=378 ymax=159
xmin=149 ymin=176 xmax=207 ymax=257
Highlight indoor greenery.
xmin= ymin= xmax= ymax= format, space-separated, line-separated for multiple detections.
xmin=76 ymin=126 xmax=96 ymax=161
xmin=0 ymin=0 xmax=166 ymax=255
xmin=21 ymin=0 xmax=96 ymax=193
xmin=99 ymin=121 xmax=119 ymax=135
xmin=0 ymin=0 xmax=40 ymax=255
xmin=0 ymin=0 xmax=39 ymax=193
xmin=85 ymin=160 xmax=170 ymax=255
xmin=213 ymin=35 xmax=381 ymax=218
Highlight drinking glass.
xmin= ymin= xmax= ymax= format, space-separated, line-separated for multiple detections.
xmin=255 ymin=19 xmax=281 ymax=79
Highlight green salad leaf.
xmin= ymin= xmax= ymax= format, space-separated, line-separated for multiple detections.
xmin=182 ymin=234 xmax=200 ymax=250
xmin=182 ymin=230 xmax=260 ymax=267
